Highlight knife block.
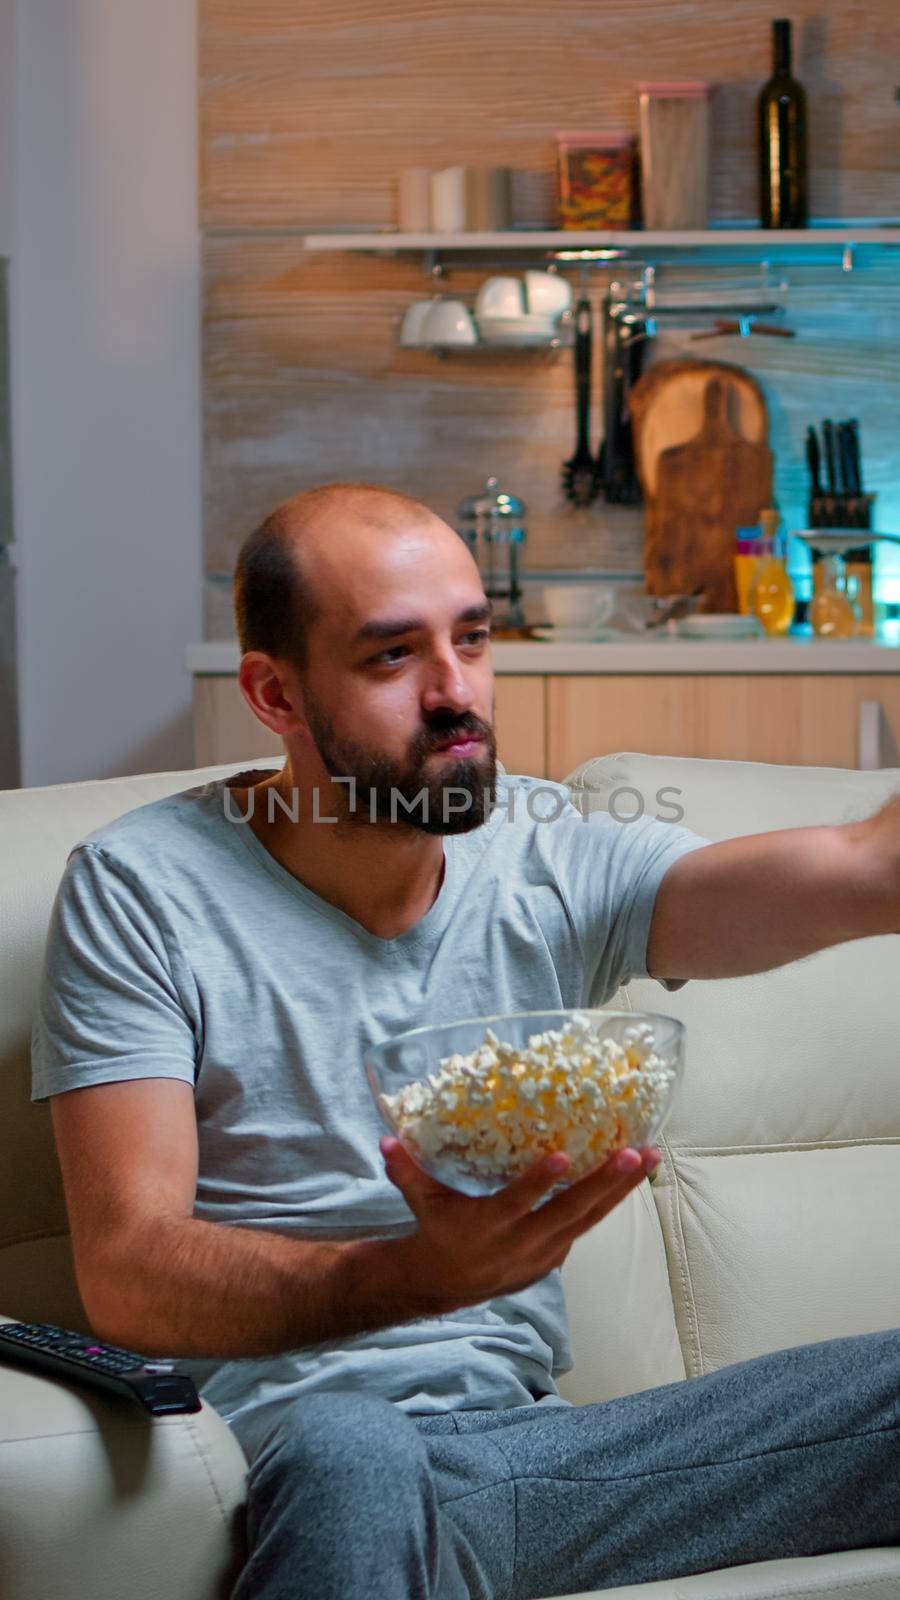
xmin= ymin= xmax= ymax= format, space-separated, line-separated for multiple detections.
xmin=808 ymin=492 xmax=876 ymax=531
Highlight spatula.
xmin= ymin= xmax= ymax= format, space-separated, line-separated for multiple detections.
xmin=561 ymin=296 xmax=600 ymax=506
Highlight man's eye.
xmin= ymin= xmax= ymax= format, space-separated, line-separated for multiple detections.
xmin=369 ymin=629 xmax=490 ymax=666
xmin=371 ymin=645 xmax=409 ymax=665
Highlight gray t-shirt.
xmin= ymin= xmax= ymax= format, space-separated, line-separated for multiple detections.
xmin=31 ymin=769 xmax=708 ymax=1463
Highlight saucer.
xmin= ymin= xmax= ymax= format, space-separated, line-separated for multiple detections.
xmin=675 ymin=614 xmax=764 ymax=639
xmin=532 ymin=625 xmax=618 ymax=642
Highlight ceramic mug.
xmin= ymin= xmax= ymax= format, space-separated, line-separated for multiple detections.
xmin=430 ymin=167 xmax=467 ymax=233
xmin=397 ymin=168 xmax=432 ymax=232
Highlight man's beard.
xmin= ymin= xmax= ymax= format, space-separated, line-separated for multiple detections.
xmin=302 ymin=688 xmax=498 ymax=835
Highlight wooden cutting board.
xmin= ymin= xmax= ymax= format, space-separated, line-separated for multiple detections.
xmin=646 ymin=378 xmax=773 ymax=610
xmin=628 ymin=358 xmax=768 ymax=498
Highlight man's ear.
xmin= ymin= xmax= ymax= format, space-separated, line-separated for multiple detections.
xmin=237 ymin=653 xmax=309 ymax=741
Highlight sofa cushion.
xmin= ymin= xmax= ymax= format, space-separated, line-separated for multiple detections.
xmin=0 ymin=1315 xmax=248 ymax=1600
xmin=552 ymin=1545 xmax=900 ymax=1598
xmin=0 ymin=757 xmax=284 ymax=1325
xmin=563 ymin=753 xmax=900 ymax=1382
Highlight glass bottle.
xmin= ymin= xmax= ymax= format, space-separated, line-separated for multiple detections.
xmin=758 ymin=19 xmax=808 ymax=228
xmin=808 ymin=554 xmax=859 ymax=639
xmin=844 ymin=544 xmax=875 ymax=637
xmin=748 ymin=512 xmax=795 ymax=635
xmin=734 ymin=529 xmax=763 ymax=615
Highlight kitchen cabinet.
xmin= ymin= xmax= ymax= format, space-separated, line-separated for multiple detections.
xmin=546 ymin=675 xmax=900 ymax=781
xmin=491 ymin=675 xmax=545 ymax=776
xmin=193 ymin=676 xmax=279 ymax=769
xmin=193 ymin=674 xmax=544 ymax=777
xmin=193 ymin=667 xmax=900 ymax=779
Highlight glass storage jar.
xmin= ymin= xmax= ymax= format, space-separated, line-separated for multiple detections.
xmin=637 ymin=81 xmax=711 ymax=229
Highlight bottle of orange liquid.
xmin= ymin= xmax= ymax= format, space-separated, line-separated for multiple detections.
xmin=734 ymin=530 xmax=762 ymax=615
xmin=748 ymin=510 xmax=795 ymax=635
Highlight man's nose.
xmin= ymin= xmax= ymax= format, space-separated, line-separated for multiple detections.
xmin=420 ymin=645 xmax=478 ymax=714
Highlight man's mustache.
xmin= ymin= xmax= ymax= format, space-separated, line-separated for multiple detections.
xmin=419 ymin=716 xmax=492 ymax=753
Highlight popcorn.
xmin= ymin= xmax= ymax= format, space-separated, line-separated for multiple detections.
xmin=380 ymin=1013 xmax=676 ymax=1187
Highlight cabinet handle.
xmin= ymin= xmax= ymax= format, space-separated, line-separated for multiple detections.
xmin=857 ymin=699 xmax=885 ymax=770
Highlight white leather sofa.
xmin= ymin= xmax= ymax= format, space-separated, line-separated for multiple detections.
xmin=1 ymin=751 xmax=898 ymax=1600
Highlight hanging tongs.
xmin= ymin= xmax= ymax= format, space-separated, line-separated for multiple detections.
xmin=690 ymin=318 xmax=796 ymax=341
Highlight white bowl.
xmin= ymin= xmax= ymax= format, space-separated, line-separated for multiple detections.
xmin=421 ymin=299 xmax=478 ymax=345
xmin=400 ymin=299 xmax=440 ymax=347
xmin=543 ymin=584 xmax=616 ymax=629
xmin=475 ymin=275 xmax=527 ymax=320
xmin=524 ymin=270 xmax=572 ymax=317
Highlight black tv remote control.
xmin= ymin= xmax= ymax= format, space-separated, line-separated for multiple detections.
xmin=0 ymin=1321 xmax=201 ymax=1415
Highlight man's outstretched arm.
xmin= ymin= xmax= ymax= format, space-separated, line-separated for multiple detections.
xmin=646 ymin=794 xmax=900 ymax=981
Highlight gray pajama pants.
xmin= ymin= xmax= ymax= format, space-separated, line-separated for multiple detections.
xmin=230 ymin=1327 xmax=900 ymax=1598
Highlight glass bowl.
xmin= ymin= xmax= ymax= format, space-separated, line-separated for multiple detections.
xmin=364 ymin=1008 xmax=685 ymax=1198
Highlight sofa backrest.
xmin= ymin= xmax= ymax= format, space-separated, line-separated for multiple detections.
xmin=3 ymin=752 xmax=898 ymax=1414
xmin=556 ymin=753 xmax=900 ymax=1406
xmin=0 ymin=757 xmax=285 ymax=1329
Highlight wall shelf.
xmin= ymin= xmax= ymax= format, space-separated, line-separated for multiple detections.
xmin=290 ymin=225 xmax=900 ymax=271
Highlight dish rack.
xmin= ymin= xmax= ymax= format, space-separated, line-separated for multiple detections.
xmin=598 ymin=263 xmax=793 ymax=504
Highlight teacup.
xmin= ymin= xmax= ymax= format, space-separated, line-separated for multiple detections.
xmin=524 ymin=271 xmax=572 ymax=318
xmin=421 ymin=299 xmax=478 ymax=345
xmin=475 ymin=276 xmax=526 ymax=321
xmin=542 ymin=585 xmax=616 ymax=629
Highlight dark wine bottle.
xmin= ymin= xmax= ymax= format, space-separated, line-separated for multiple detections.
xmin=758 ymin=18 xmax=808 ymax=227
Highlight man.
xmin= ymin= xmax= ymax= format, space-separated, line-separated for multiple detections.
xmin=32 ymin=483 xmax=898 ymax=1599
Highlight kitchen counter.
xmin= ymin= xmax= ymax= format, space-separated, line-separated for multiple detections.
xmin=186 ymin=631 xmax=900 ymax=677
xmin=189 ymin=631 xmax=900 ymax=773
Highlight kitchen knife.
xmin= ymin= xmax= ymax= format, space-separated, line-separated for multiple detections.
xmin=822 ymin=419 xmax=838 ymax=494
xmin=847 ymin=419 xmax=865 ymax=494
xmin=837 ymin=422 xmax=856 ymax=497
xmin=805 ymin=426 xmax=822 ymax=497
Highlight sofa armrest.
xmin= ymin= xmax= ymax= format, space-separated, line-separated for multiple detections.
xmin=0 ymin=1339 xmax=248 ymax=1600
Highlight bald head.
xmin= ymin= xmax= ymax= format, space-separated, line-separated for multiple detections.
xmin=233 ymin=482 xmax=481 ymax=672
xmin=272 ymin=482 xmax=435 ymax=542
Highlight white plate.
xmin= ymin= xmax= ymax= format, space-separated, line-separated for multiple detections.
xmin=479 ymin=311 xmax=558 ymax=325
xmin=479 ymin=314 xmax=559 ymax=333
xmin=794 ymin=531 xmax=900 ymax=556
xmin=532 ymin=625 xmax=619 ymax=642
xmin=675 ymin=614 xmax=764 ymax=639
xmin=480 ymin=327 xmax=561 ymax=347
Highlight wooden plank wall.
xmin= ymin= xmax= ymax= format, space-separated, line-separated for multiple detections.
xmin=200 ymin=0 xmax=900 ymax=639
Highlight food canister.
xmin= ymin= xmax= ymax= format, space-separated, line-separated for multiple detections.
xmin=555 ymin=131 xmax=639 ymax=229
xmin=637 ymin=81 xmax=711 ymax=229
